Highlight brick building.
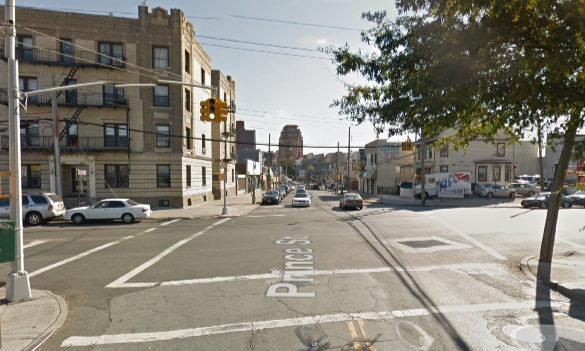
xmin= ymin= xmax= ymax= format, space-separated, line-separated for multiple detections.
xmin=0 ymin=5 xmax=232 ymax=208
xmin=278 ymin=125 xmax=303 ymax=162
xmin=235 ymin=121 xmax=255 ymax=151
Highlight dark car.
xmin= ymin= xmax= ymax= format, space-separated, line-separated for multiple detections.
xmin=521 ymin=192 xmax=573 ymax=209
xmin=262 ymin=191 xmax=281 ymax=205
xmin=568 ymin=190 xmax=585 ymax=207
xmin=340 ymin=193 xmax=364 ymax=210
xmin=312 ymin=184 xmax=320 ymax=190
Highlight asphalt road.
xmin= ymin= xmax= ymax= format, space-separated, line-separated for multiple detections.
xmin=3 ymin=190 xmax=585 ymax=350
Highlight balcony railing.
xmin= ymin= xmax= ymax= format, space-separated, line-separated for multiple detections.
xmin=0 ymin=45 xmax=126 ymax=68
xmin=1 ymin=136 xmax=129 ymax=152
xmin=0 ymin=90 xmax=128 ymax=109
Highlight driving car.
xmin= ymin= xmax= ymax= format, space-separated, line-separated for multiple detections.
xmin=276 ymin=187 xmax=287 ymax=200
xmin=262 ymin=190 xmax=281 ymax=205
xmin=521 ymin=192 xmax=573 ymax=209
xmin=312 ymin=184 xmax=320 ymax=190
xmin=478 ymin=184 xmax=516 ymax=198
xmin=296 ymin=189 xmax=306 ymax=194
xmin=0 ymin=192 xmax=66 ymax=226
xmin=507 ymin=183 xmax=541 ymax=197
xmin=340 ymin=193 xmax=364 ymax=210
xmin=292 ymin=192 xmax=311 ymax=207
xmin=568 ymin=190 xmax=585 ymax=207
xmin=63 ymin=198 xmax=152 ymax=224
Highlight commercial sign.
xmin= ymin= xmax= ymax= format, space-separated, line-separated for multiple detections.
xmin=379 ymin=145 xmax=400 ymax=162
xmin=77 ymin=168 xmax=87 ymax=176
xmin=438 ymin=188 xmax=465 ymax=198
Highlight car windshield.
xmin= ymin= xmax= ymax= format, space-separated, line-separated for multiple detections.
xmin=574 ymin=190 xmax=585 ymax=196
xmin=345 ymin=194 xmax=361 ymax=199
xmin=48 ymin=194 xmax=63 ymax=203
xmin=535 ymin=194 xmax=549 ymax=199
xmin=295 ymin=193 xmax=309 ymax=198
xmin=266 ymin=191 xmax=278 ymax=195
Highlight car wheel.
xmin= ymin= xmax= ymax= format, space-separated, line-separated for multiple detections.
xmin=509 ymin=192 xmax=516 ymax=198
xmin=122 ymin=213 xmax=135 ymax=223
xmin=562 ymin=202 xmax=570 ymax=209
xmin=26 ymin=212 xmax=43 ymax=226
xmin=527 ymin=191 xmax=535 ymax=197
xmin=539 ymin=202 xmax=547 ymax=209
xmin=487 ymin=192 xmax=493 ymax=199
xmin=72 ymin=213 xmax=85 ymax=225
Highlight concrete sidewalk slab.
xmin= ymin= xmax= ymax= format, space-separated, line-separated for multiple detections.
xmin=148 ymin=193 xmax=261 ymax=220
xmin=350 ymin=190 xmax=524 ymax=208
xmin=0 ymin=288 xmax=68 ymax=351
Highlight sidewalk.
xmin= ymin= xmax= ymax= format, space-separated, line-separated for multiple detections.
xmin=0 ymin=288 xmax=68 ymax=351
xmin=352 ymin=190 xmax=523 ymax=208
xmin=521 ymin=251 xmax=585 ymax=303
xmin=148 ymin=192 xmax=260 ymax=220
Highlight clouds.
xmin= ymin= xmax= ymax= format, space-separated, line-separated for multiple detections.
xmin=316 ymin=38 xmax=327 ymax=45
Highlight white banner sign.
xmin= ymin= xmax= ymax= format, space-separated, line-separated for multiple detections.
xmin=379 ymin=145 xmax=400 ymax=161
xmin=77 ymin=168 xmax=87 ymax=176
xmin=438 ymin=188 xmax=465 ymax=198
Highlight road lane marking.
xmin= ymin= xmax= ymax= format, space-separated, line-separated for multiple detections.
xmin=424 ymin=213 xmax=507 ymax=260
xmin=357 ymin=319 xmax=376 ymax=351
xmin=106 ymin=218 xmax=230 ymax=288
xmin=347 ymin=321 xmax=363 ymax=351
xmin=61 ymin=301 xmax=541 ymax=347
xmin=23 ymin=241 xmax=46 ymax=249
xmin=29 ymin=228 xmax=158 ymax=278
xmin=160 ymin=219 xmax=181 ymax=226
xmin=557 ymin=238 xmax=585 ymax=250
xmin=106 ymin=263 xmax=504 ymax=288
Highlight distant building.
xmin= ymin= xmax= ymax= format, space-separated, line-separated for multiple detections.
xmin=278 ymin=125 xmax=303 ymax=161
xmin=236 ymin=121 xmax=256 ymax=151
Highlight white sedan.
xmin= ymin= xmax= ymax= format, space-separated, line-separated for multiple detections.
xmin=64 ymin=198 xmax=152 ymax=224
xmin=292 ymin=193 xmax=311 ymax=207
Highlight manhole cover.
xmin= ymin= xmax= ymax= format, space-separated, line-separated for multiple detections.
xmin=291 ymin=228 xmax=302 ymax=231
xmin=399 ymin=240 xmax=449 ymax=249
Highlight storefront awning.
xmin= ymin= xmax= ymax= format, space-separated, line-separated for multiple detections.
xmin=363 ymin=169 xmax=377 ymax=179
xmin=359 ymin=170 xmax=369 ymax=179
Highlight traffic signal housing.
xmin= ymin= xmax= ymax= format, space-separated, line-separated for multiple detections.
xmin=402 ymin=141 xmax=413 ymax=151
xmin=208 ymin=98 xmax=217 ymax=121
xmin=200 ymin=99 xmax=209 ymax=121
xmin=217 ymin=99 xmax=229 ymax=122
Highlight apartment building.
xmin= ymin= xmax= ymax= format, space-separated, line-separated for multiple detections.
xmin=278 ymin=125 xmax=303 ymax=162
xmin=211 ymin=70 xmax=237 ymax=199
xmin=0 ymin=5 xmax=223 ymax=208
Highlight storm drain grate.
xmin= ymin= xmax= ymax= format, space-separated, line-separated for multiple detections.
xmin=399 ymin=240 xmax=450 ymax=249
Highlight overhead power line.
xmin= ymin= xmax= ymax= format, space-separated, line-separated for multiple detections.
xmin=231 ymin=15 xmax=366 ymax=32
xmin=196 ymin=35 xmax=319 ymax=52
xmin=198 ymin=42 xmax=329 ymax=60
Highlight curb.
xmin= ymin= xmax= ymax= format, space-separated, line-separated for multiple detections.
xmin=22 ymin=290 xmax=68 ymax=351
xmin=520 ymin=256 xmax=585 ymax=304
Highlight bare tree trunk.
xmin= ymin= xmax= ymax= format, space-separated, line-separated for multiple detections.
xmin=537 ymin=111 xmax=581 ymax=281
xmin=537 ymin=122 xmax=545 ymax=192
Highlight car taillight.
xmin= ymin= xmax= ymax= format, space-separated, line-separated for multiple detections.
xmin=142 ymin=208 xmax=149 ymax=212
xmin=48 ymin=204 xmax=54 ymax=210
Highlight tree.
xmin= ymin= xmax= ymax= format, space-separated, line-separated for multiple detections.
xmin=326 ymin=1 xmax=585 ymax=281
xmin=281 ymin=159 xmax=296 ymax=178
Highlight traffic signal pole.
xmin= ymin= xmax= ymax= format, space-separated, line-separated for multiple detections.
xmin=5 ymin=0 xmax=32 ymax=302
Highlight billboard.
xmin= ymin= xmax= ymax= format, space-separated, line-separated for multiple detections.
xmin=379 ymin=145 xmax=400 ymax=162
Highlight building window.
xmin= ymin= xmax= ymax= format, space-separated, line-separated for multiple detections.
xmin=156 ymin=125 xmax=170 ymax=148
xmin=185 ymin=88 xmax=191 ymax=111
xmin=98 ymin=42 xmax=123 ymax=66
xmin=428 ymin=148 xmax=433 ymax=159
xmin=224 ymin=92 xmax=227 ymax=102
xmin=201 ymin=68 xmax=206 ymax=85
xmin=20 ymin=123 xmax=39 ymax=146
xmin=440 ymin=145 xmax=449 ymax=157
xmin=104 ymin=124 xmax=128 ymax=147
xmin=375 ymin=154 xmax=377 ymax=165
xmin=202 ymin=134 xmax=206 ymax=154
xmin=103 ymin=85 xmax=124 ymax=105
xmin=67 ymin=122 xmax=78 ymax=147
xmin=157 ymin=165 xmax=171 ymax=187
xmin=159 ymin=200 xmax=170 ymax=207
xmin=19 ymin=77 xmax=38 ymax=103
xmin=61 ymin=39 xmax=73 ymax=63
xmin=505 ymin=165 xmax=510 ymax=182
xmin=493 ymin=166 xmax=501 ymax=181
xmin=16 ymin=35 xmax=33 ymax=60
xmin=105 ymin=165 xmax=129 ymax=188
xmin=478 ymin=166 xmax=488 ymax=182
xmin=65 ymin=80 xmax=77 ymax=104
xmin=185 ymin=50 xmax=190 ymax=73
xmin=440 ymin=166 xmax=449 ymax=173
xmin=185 ymin=128 xmax=191 ymax=149
xmin=153 ymin=47 xmax=169 ymax=69
xmin=153 ymin=85 xmax=169 ymax=107
xmin=497 ymin=143 xmax=505 ymax=157
xmin=186 ymin=165 xmax=191 ymax=187
xmin=202 ymin=166 xmax=207 ymax=185
xmin=21 ymin=165 xmax=41 ymax=188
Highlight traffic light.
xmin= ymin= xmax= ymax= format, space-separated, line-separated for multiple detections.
xmin=200 ymin=99 xmax=209 ymax=121
xmin=209 ymin=98 xmax=217 ymax=121
xmin=402 ymin=141 xmax=413 ymax=151
xmin=217 ymin=99 xmax=229 ymax=122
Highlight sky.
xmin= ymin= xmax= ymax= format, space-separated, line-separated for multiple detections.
xmin=14 ymin=0 xmax=399 ymax=155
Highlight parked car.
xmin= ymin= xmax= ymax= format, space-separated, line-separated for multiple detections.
xmin=312 ymin=184 xmax=320 ymax=190
xmin=292 ymin=193 xmax=311 ymax=207
xmin=340 ymin=193 xmax=364 ymax=210
xmin=396 ymin=181 xmax=409 ymax=194
xmin=471 ymin=183 xmax=486 ymax=196
xmin=262 ymin=191 xmax=280 ymax=205
xmin=507 ymin=183 xmax=541 ymax=197
xmin=64 ymin=198 xmax=151 ymax=224
xmin=399 ymin=182 xmax=414 ymax=198
xmin=521 ymin=192 xmax=573 ymax=209
xmin=478 ymin=184 xmax=516 ymax=198
xmin=568 ymin=190 xmax=585 ymax=207
xmin=276 ymin=187 xmax=287 ymax=200
xmin=515 ymin=174 xmax=546 ymax=184
xmin=0 ymin=192 xmax=66 ymax=226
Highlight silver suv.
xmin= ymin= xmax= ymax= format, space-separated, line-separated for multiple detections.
xmin=0 ymin=193 xmax=66 ymax=225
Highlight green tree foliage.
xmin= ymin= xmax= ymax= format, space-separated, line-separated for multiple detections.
xmin=281 ymin=159 xmax=296 ymax=177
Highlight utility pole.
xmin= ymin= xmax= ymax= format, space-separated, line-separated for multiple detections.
xmin=421 ymin=129 xmax=426 ymax=206
xmin=51 ymin=73 xmax=62 ymax=198
xmin=347 ymin=127 xmax=350 ymax=192
xmin=411 ymin=133 xmax=417 ymax=204
xmin=5 ymin=0 xmax=32 ymax=302
xmin=221 ymin=161 xmax=228 ymax=215
xmin=336 ymin=142 xmax=340 ymax=194
xmin=268 ymin=134 xmax=271 ymax=191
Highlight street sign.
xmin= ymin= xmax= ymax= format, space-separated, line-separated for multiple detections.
xmin=77 ymin=168 xmax=87 ymax=176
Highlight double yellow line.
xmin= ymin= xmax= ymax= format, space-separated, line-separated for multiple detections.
xmin=346 ymin=319 xmax=375 ymax=351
